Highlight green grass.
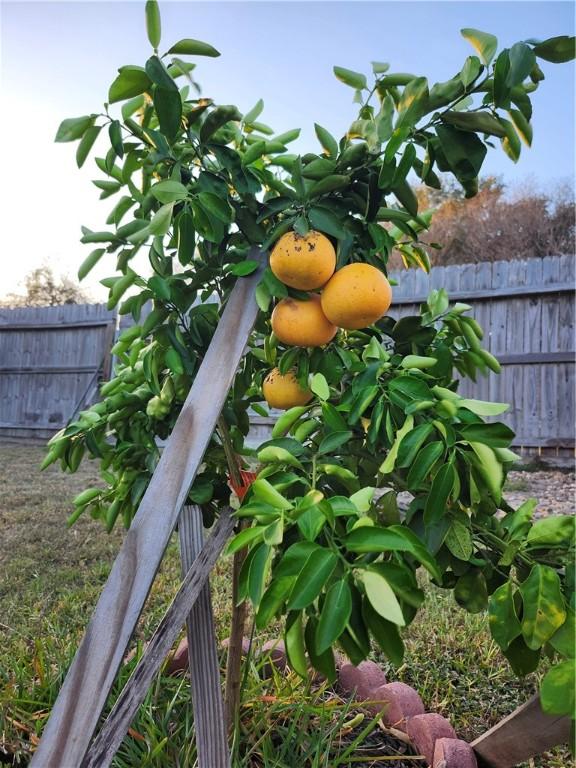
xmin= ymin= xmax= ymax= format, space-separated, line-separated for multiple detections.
xmin=0 ymin=444 xmax=572 ymax=767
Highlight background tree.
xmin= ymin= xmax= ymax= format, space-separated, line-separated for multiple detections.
xmin=1 ymin=266 xmax=91 ymax=307
xmin=392 ymin=176 xmax=575 ymax=267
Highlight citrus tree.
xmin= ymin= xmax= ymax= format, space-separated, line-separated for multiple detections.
xmin=45 ymin=0 xmax=575 ymax=728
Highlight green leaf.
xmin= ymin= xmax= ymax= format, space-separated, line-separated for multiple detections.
xmin=458 ymin=398 xmax=508 ymax=416
xmin=314 ymin=123 xmax=339 ymax=158
xmin=460 ymin=56 xmax=482 ymax=87
xmin=532 ymin=35 xmax=575 ymax=64
xmin=349 ymin=487 xmax=375 ymax=514
xmin=198 ymin=192 xmax=233 ymax=224
xmin=461 ymin=28 xmax=498 ymax=66
xmin=316 ymin=579 xmax=353 ymax=653
xmin=435 ymin=124 xmax=487 ymax=182
xmin=362 ymin=600 xmax=405 ymax=666
xmin=165 ymin=347 xmax=184 ymax=374
xmin=441 ymin=110 xmax=506 ymax=138
xmin=76 ymin=125 xmax=101 ymax=168
xmin=392 ymin=179 xmax=418 ymax=216
xmin=243 ymin=98 xmax=264 ymax=125
xmin=308 ymin=174 xmax=350 ymax=198
xmin=287 ymin=548 xmax=337 ymax=610
xmin=285 ymin=611 xmax=308 ymax=677
xmin=177 ymin=210 xmax=195 ymax=265
xmin=226 ymin=525 xmax=266 ymax=555
xmin=248 ymin=543 xmax=272 ymax=607
xmin=318 ymin=431 xmax=353 ymax=455
xmin=109 ymin=66 xmax=152 ymax=104
xmin=311 ymin=373 xmax=330 ymax=401
xmin=78 ymin=248 xmax=105 ymax=281
xmin=445 ymin=519 xmax=473 ymax=561
xmin=507 ymin=42 xmax=536 ymax=87
xmin=256 ymin=576 xmax=295 ymax=629
xmin=349 ymin=386 xmax=379 ymax=425
xmin=361 ymin=570 xmax=405 ymax=626
xmin=369 ymin=562 xmax=424 ymax=608
xmin=145 ymin=0 xmax=161 ymax=49
xmin=145 ymin=55 xmax=177 ymax=91
xmin=397 ymin=424 xmax=434 ymax=468
xmin=493 ymin=49 xmax=512 ymax=108
xmin=200 ymin=104 xmax=242 ymax=142
xmin=308 ymin=206 xmax=347 ymax=239
xmin=166 ymin=38 xmax=220 ymax=57
xmin=526 ymin=516 xmax=575 ymax=548
xmin=396 ymin=77 xmax=429 ymax=130
xmin=380 ymin=415 xmax=414 ymax=474
xmin=228 ymin=259 xmax=260 ymax=277
xmin=468 ymin=442 xmax=503 ymax=503
xmin=549 ymin=606 xmax=575 ymax=658
xmin=151 ymin=180 xmax=188 ymax=203
xmin=454 ymin=569 xmax=488 ymax=613
xmin=424 ymin=464 xmax=455 ymax=526
xmin=500 ymin=117 xmax=522 ymax=162
xmin=257 ymin=446 xmax=303 ymax=470
xmin=148 ymin=202 xmax=174 ymax=235
xmin=509 ymin=109 xmax=533 ymax=147
xmin=255 ymin=281 xmax=271 ymax=312
xmin=333 ymin=66 xmax=367 ymax=90
xmin=503 ymin=636 xmax=541 ymax=676
xmin=55 ymin=115 xmax=94 ymax=143
xmin=242 ymin=140 xmax=267 ymax=166
xmin=459 ymin=422 xmax=514 ymax=448
xmin=540 ymin=660 xmax=575 ymax=716
xmin=154 ymin=86 xmax=182 ymax=140
xmin=406 ymin=441 xmax=444 ymax=488
xmin=489 ymin=581 xmax=522 ymax=651
xmin=520 ymin=564 xmax=567 ymax=650
xmin=346 ymin=525 xmax=440 ymax=581
xmin=252 ymin=478 xmax=292 ymax=510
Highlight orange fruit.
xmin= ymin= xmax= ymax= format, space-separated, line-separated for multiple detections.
xmin=271 ymin=294 xmax=337 ymax=347
xmin=270 ymin=230 xmax=336 ymax=290
xmin=321 ymin=263 xmax=392 ymax=330
xmin=262 ymin=368 xmax=313 ymax=409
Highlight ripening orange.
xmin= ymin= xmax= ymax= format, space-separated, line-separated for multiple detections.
xmin=271 ymin=294 xmax=338 ymax=347
xmin=320 ymin=263 xmax=392 ymax=330
xmin=262 ymin=368 xmax=313 ymax=409
xmin=270 ymin=230 xmax=336 ymax=290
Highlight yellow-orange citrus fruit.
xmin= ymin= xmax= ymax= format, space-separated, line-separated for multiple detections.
xmin=270 ymin=230 xmax=336 ymax=290
xmin=262 ymin=368 xmax=313 ymax=409
xmin=271 ymin=294 xmax=337 ymax=347
xmin=321 ymin=263 xmax=392 ymax=330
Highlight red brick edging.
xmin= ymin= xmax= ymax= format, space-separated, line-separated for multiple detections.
xmin=166 ymin=636 xmax=478 ymax=768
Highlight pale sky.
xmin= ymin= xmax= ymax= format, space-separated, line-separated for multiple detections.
xmin=1 ymin=1 xmax=574 ymax=301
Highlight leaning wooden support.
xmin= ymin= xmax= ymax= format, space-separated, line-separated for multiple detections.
xmin=179 ymin=505 xmax=230 ymax=768
xmin=471 ymin=693 xmax=572 ymax=767
xmin=31 ymin=252 xmax=264 ymax=767
xmin=82 ymin=509 xmax=235 ymax=768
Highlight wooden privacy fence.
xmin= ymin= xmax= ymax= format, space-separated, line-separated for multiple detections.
xmin=0 ymin=303 xmax=116 ymax=441
xmin=0 ymin=255 xmax=574 ymax=455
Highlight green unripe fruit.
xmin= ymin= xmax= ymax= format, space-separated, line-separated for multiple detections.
xmin=401 ymin=355 xmax=438 ymax=370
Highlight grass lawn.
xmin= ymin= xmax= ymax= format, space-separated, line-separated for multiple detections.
xmin=0 ymin=443 xmax=571 ymax=767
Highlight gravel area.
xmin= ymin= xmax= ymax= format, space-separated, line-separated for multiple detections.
xmin=395 ymin=469 xmax=575 ymax=519
xmin=504 ymin=470 xmax=575 ymax=518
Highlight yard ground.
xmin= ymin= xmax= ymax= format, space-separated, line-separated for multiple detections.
xmin=0 ymin=443 xmax=573 ymax=767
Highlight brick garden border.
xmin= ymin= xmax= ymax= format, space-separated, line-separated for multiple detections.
xmin=166 ymin=636 xmax=478 ymax=768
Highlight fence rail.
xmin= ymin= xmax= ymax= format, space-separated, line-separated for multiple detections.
xmin=0 ymin=255 xmax=573 ymax=455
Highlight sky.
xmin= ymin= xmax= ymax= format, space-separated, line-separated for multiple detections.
xmin=1 ymin=0 xmax=574 ymax=301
